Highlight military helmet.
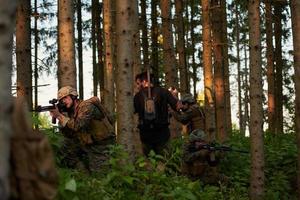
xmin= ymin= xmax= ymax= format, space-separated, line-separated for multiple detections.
xmin=57 ymin=86 xmax=78 ymax=100
xmin=189 ymin=129 xmax=207 ymax=142
xmin=181 ymin=93 xmax=195 ymax=104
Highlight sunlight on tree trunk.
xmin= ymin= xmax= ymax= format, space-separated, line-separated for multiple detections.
xmin=202 ymin=0 xmax=216 ymax=142
xmin=58 ymin=0 xmax=76 ymax=89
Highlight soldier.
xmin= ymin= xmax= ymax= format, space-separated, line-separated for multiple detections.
xmin=134 ymin=72 xmax=182 ymax=156
xmin=171 ymin=93 xmax=205 ymax=135
xmin=182 ymin=129 xmax=227 ymax=184
xmin=50 ymin=86 xmax=115 ymax=172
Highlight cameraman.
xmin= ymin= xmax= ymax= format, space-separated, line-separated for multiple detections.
xmin=50 ymin=86 xmax=115 ymax=172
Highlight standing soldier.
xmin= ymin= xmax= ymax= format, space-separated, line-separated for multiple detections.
xmin=50 ymin=86 xmax=115 ymax=172
xmin=171 ymin=93 xmax=205 ymax=135
xmin=134 ymin=72 xmax=182 ymax=156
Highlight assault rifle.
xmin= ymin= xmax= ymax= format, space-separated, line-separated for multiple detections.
xmin=200 ymin=143 xmax=249 ymax=154
xmin=32 ymin=98 xmax=66 ymax=124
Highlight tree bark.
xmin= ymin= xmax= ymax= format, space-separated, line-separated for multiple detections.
xmin=103 ymin=0 xmax=115 ymax=113
xmin=265 ymin=0 xmax=275 ymax=133
xmin=96 ymin=0 xmax=104 ymax=101
xmin=274 ymin=2 xmax=284 ymax=134
xmin=175 ymin=0 xmax=188 ymax=94
xmin=248 ymin=0 xmax=265 ymax=199
xmin=140 ymin=0 xmax=149 ymax=71
xmin=290 ymin=0 xmax=300 ymax=197
xmin=190 ymin=0 xmax=197 ymax=97
xmin=202 ymin=0 xmax=216 ymax=141
xmin=221 ymin=0 xmax=232 ymax=134
xmin=115 ymin=0 xmax=137 ymax=156
xmin=211 ymin=0 xmax=227 ymax=142
xmin=151 ymin=0 xmax=159 ymax=85
xmin=235 ymin=2 xmax=243 ymax=135
xmin=92 ymin=0 xmax=98 ymax=96
xmin=0 ymin=0 xmax=16 ymax=198
xmin=77 ymin=0 xmax=84 ymax=99
xmin=16 ymin=0 xmax=32 ymax=108
xmin=58 ymin=0 xmax=76 ymax=89
xmin=160 ymin=0 xmax=178 ymax=88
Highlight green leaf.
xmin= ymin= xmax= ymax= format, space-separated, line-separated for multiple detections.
xmin=65 ymin=178 xmax=77 ymax=192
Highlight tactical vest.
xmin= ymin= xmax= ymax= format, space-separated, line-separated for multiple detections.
xmin=189 ymin=104 xmax=205 ymax=132
xmin=75 ymin=97 xmax=115 ymax=145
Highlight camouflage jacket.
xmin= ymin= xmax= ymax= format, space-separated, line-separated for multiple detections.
xmin=62 ymin=97 xmax=115 ymax=145
xmin=172 ymin=104 xmax=205 ymax=133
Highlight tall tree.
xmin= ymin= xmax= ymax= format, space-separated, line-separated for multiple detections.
xmin=140 ymin=0 xmax=149 ymax=70
xmin=16 ymin=0 xmax=32 ymax=108
xmin=175 ymin=0 xmax=188 ymax=94
xmin=77 ymin=0 xmax=84 ymax=99
xmin=274 ymin=1 xmax=284 ymax=134
xmin=115 ymin=0 xmax=138 ymax=155
xmin=211 ymin=0 xmax=227 ymax=142
xmin=248 ymin=0 xmax=265 ymax=199
xmin=92 ymin=0 xmax=98 ymax=96
xmin=235 ymin=2 xmax=244 ymax=135
xmin=96 ymin=0 xmax=104 ymax=100
xmin=0 ymin=0 xmax=16 ymax=198
xmin=290 ymin=0 xmax=300 ymax=197
xmin=221 ymin=0 xmax=232 ymax=134
xmin=190 ymin=0 xmax=197 ymax=97
xmin=151 ymin=0 xmax=159 ymax=85
xmin=103 ymin=0 xmax=115 ymax=113
xmin=161 ymin=0 xmax=178 ymax=88
xmin=265 ymin=0 xmax=275 ymax=133
xmin=58 ymin=0 xmax=76 ymax=88
xmin=202 ymin=0 xmax=216 ymax=141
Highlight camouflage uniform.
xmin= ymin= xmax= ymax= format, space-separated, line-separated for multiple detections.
xmin=182 ymin=130 xmax=226 ymax=184
xmin=172 ymin=94 xmax=205 ymax=134
xmin=59 ymin=96 xmax=115 ymax=172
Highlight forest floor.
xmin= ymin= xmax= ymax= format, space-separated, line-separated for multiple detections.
xmin=44 ymin=128 xmax=297 ymax=200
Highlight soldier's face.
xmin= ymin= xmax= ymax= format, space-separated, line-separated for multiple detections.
xmin=60 ymin=96 xmax=73 ymax=109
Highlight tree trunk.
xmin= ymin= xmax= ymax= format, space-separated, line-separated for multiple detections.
xmin=33 ymin=0 xmax=39 ymax=129
xmin=0 ymin=0 xmax=16 ymax=198
xmin=211 ymin=0 xmax=227 ymax=142
xmin=16 ymin=0 xmax=32 ymax=108
xmin=243 ymin=39 xmax=250 ymax=134
xmin=160 ymin=0 xmax=178 ymax=88
xmin=248 ymin=0 xmax=265 ymax=199
xmin=265 ymin=0 xmax=275 ymax=133
xmin=58 ymin=0 xmax=76 ymax=89
xmin=103 ymin=0 xmax=115 ymax=114
xmin=202 ymin=0 xmax=216 ymax=141
xmin=151 ymin=0 xmax=159 ymax=85
xmin=140 ymin=0 xmax=149 ymax=71
xmin=190 ymin=0 xmax=197 ymax=97
xmin=175 ymin=0 xmax=188 ymax=94
xmin=221 ymin=0 xmax=232 ymax=134
xmin=274 ymin=2 xmax=283 ymax=134
xmin=77 ymin=0 xmax=84 ymax=99
xmin=290 ymin=0 xmax=300 ymax=197
xmin=92 ymin=0 xmax=98 ymax=96
xmin=115 ymin=0 xmax=137 ymax=156
xmin=235 ymin=2 xmax=243 ymax=135
xmin=96 ymin=0 xmax=104 ymax=101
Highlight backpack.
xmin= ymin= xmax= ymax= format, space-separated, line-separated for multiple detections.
xmin=142 ymin=87 xmax=157 ymax=128
xmin=10 ymin=97 xmax=58 ymax=200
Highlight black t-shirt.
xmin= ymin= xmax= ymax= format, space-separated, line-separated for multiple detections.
xmin=133 ymin=86 xmax=178 ymax=128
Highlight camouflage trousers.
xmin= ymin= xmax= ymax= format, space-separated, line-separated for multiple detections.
xmin=182 ymin=162 xmax=228 ymax=185
xmin=59 ymin=136 xmax=114 ymax=172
